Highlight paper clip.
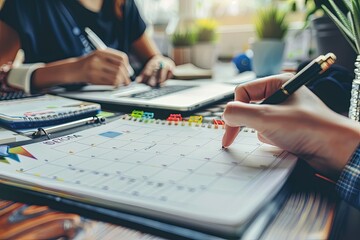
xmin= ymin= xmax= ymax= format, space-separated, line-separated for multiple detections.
xmin=188 ymin=116 xmax=203 ymax=124
xmin=131 ymin=110 xmax=144 ymax=119
xmin=142 ymin=112 xmax=154 ymax=120
xmin=213 ymin=119 xmax=225 ymax=129
xmin=166 ymin=114 xmax=182 ymax=122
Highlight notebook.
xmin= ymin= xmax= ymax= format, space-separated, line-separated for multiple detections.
xmin=172 ymin=64 xmax=213 ymax=80
xmin=0 ymin=127 xmax=30 ymax=144
xmin=0 ymin=94 xmax=101 ymax=129
xmin=56 ymin=80 xmax=235 ymax=112
xmin=0 ymin=116 xmax=297 ymax=237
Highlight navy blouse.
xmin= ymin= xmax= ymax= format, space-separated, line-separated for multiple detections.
xmin=0 ymin=0 xmax=146 ymax=63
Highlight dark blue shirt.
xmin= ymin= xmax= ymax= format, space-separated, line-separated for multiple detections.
xmin=0 ymin=0 xmax=146 ymax=63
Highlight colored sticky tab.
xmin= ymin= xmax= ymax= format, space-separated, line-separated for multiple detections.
xmin=166 ymin=114 xmax=182 ymax=122
xmin=213 ymin=119 xmax=225 ymax=125
xmin=131 ymin=110 xmax=144 ymax=118
xmin=142 ymin=112 xmax=154 ymax=119
xmin=0 ymin=145 xmax=10 ymax=157
xmin=188 ymin=116 xmax=203 ymax=124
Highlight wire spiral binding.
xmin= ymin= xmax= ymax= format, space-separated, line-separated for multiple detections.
xmin=122 ymin=114 xmax=226 ymax=129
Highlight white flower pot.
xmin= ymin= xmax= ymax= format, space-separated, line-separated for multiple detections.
xmin=251 ymin=40 xmax=285 ymax=77
xmin=171 ymin=47 xmax=192 ymax=66
xmin=192 ymin=43 xmax=218 ymax=69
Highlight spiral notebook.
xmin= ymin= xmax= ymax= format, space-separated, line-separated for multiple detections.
xmin=0 ymin=116 xmax=297 ymax=237
xmin=0 ymin=94 xmax=101 ymax=129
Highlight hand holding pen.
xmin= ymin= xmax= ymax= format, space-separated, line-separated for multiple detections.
xmin=222 ymin=53 xmax=336 ymax=148
xmin=85 ymin=27 xmax=174 ymax=88
xmin=83 ymin=27 xmax=133 ymax=87
xmin=221 ymin=53 xmax=360 ymax=180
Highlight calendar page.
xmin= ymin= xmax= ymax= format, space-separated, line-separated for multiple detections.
xmin=0 ymin=117 xmax=297 ymax=235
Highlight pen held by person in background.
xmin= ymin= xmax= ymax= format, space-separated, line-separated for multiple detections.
xmin=85 ymin=27 xmax=136 ymax=81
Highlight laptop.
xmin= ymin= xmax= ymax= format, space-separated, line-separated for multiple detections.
xmin=56 ymin=80 xmax=235 ymax=111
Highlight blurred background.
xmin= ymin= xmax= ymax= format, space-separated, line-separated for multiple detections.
xmin=134 ymin=0 xmax=312 ymax=64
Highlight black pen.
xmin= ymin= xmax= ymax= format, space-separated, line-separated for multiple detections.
xmin=261 ymin=53 xmax=336 ymax=105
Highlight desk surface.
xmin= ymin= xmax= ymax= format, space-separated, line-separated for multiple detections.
xmin=0 ymin=61 xmax=359 ymax=239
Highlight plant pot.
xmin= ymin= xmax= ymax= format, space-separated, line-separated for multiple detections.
xmin=251 ymin=40 xmax=285 ymax=77
xmin=312 ymin=16 xmax=357 ymax=71
xmin=349 ymin=55 xmax=360 ymax=122
xmin=171 ymin=47 xmax=192 ymax=66
xmin=192 ymin=43 xmax=218 ymax=69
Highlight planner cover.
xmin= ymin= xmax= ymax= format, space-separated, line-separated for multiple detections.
xmin=0 ymin=116 xmax=297 ymax=236
xmin=0 ymin=94 xmax=101 ymax=129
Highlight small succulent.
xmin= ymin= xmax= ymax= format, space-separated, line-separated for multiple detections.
xmin=322 ymin=0 xmax=360 ymax=54
xmin=255 ymin=7 xmax=289 ymax=40
xmin=195 ymin=19 xmax=218 ymax=43
xmin=171 ymin=30 xmax=197 ymax=47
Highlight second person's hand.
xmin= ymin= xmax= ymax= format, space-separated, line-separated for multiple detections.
xmin=78 ymin=49 xmax=131 ymax=87
xmin=136 ymin=55 xmax=175 ymax=87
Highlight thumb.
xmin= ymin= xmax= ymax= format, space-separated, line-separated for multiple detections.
xmin=222 ymin=101 xmax=276 ymax=147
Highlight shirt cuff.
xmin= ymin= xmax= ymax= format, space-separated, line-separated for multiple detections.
xmin=336 ymin=144 xmax=360 ymax=209
xmin=6 ymin=63 xmax=45 ymax=93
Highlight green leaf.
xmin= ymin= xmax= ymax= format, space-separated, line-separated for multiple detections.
xmin=255 ymin=7 xmax=288 ymax=40
xmin=327 ymin=0 xmax=351 ymax=30
xmin=348 ymin=13 xmax=360 ymax=53
xmin=341 ymin=0 xmax=353 ymax=11
xmin=323 ymin=5 xmax=355 ymax=42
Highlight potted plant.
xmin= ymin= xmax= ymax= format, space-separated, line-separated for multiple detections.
xmin=171 ymin=29 xmax=196 ymax=66
xmin=192 ymin=18 xmax=219 ymax=69
xmin=251 ymin=7 xmax=289 ymax=77
xmin=323 ymin=0 xmax=360 ymax=121
xmin=303 ymin=0 xmax=356 ymax=70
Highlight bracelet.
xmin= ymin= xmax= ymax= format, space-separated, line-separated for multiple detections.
xmin=0 ymin=62 xmax=17 ymax=92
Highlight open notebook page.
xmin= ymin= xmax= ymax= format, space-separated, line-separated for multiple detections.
xmin=0 ymin=117 xmax=297 ymax=236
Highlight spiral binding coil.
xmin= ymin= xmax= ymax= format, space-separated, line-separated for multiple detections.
xmin=122 ymin=114 xmax=230 ymax=130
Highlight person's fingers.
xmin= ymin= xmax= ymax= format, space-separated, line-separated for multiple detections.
xmin=166 ymin=69 xmax=173 ymax=80
xmin=160 ymin=67 xmax=170 ymax=83
xmin=137 ymin=73 xmax=151 ymax=84
xmin=223 ymin=74 xmax=293 ymax=148
xmin=147 ymin=76 xmax=157 ymax=87
xmin=222 ymin=101 xmax=285 ymax=147
xmin=234 ymin=73 xmax=293 ymax=102
xmin=222 ymin=101 xmax=264 ymax=147
xmin=222 ymin=125 xmax=240 ymax=148
xmin=257 ymin=133 xmax=275 ymax=145
xmin=114 ymin=66 xmax=130 ymax=87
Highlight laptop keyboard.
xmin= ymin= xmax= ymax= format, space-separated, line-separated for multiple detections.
xmin=0 ymin=92 xmax=43 ymax=101
xmin=130 ymin=85 xmax=195 ymax=99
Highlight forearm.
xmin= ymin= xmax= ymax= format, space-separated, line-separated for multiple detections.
xmin=31 ymin=57 xmax=83 ymax=90
xmin=132 ymin=32 xmax=161 ymax=63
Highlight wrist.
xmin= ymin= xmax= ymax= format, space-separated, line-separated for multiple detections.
xmin=326 ymin=115 xmax=360 ymax=175
xmin=32 ymin=57 xmax=83 ymax=89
